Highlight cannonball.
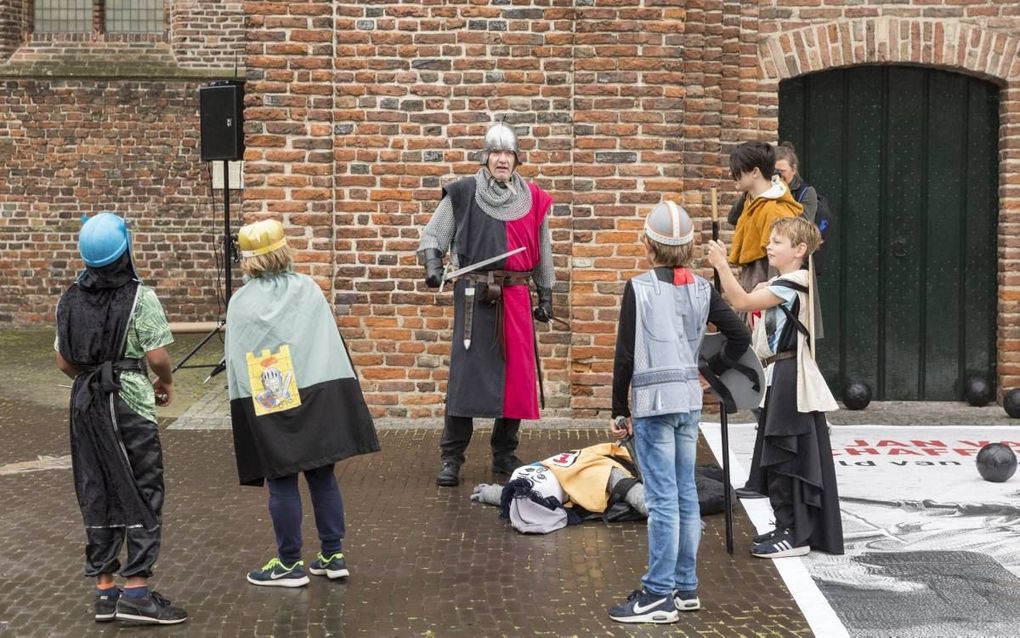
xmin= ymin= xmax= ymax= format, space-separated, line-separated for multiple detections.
xmin=975 ymin=443 xmax=1018 ymax=483
xmin=963 ymin=374 xmax=994 ymax=407
xmin=843 ymin=382 xmax=872 ymax=411
xmin=1004 ymin=388 xmax=1020 ymax=419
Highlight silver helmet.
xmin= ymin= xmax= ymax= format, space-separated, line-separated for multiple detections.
xmin=644 ymin=200 xmax=695 ymax=246
xmin=480 ymin=121 xmax=520 ymax=165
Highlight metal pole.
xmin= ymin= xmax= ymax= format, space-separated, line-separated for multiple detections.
xmin=223 ymin=159 xmax=232 ymax=305
xmin=711 ymin=187 xmax=734 ymax=555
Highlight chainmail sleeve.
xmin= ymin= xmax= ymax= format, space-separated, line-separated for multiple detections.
xmin=418 ymin=195 xmax=456 ymax=254
xmin=533 ymin=215 xmax=555 ymax=289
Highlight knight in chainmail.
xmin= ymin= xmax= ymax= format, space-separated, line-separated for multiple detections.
xmin=418 ymin=121 xmax=556 ymax=487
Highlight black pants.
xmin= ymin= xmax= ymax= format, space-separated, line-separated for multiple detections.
xmin=84 ymin=403 xmax=164 ymax=578
xmin=440 ymin=415 xmax=520 ymax=465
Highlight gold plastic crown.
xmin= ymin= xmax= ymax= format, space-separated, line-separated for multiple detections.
xmin=237 ymin=219 xmax=287 ymax=258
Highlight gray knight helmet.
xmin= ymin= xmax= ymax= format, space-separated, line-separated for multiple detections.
xmin=644 ymin=200 xmax=695 ymax=246
xmin=480 ymin=121 xmax=520 ymax=166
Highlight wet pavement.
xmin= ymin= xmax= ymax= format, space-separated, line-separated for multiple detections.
xmin=2 ymin=328 xmax=1016 ymax=636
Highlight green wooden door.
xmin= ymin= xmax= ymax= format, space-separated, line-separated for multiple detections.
xmin=778 ymin=66 xmax=999 ymax=400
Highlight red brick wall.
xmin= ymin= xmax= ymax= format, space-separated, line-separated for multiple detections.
xmin=241 ymin=1 xmax=687 ymax=417
xmin=0 ymin=80 xmax=227 ymax=323
xmin=0 ymin=1 xmax=246 ymax=323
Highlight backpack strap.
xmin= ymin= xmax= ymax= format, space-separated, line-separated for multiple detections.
xmin=770 ymin=279 xmax=811 ymax=340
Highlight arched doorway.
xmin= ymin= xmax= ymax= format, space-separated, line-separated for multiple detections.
xmin=779 ymin=66 xmax=999 ymax=400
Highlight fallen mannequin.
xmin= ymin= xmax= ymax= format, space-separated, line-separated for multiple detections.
xmin=471 ymin=442 xmax=733 ymax=534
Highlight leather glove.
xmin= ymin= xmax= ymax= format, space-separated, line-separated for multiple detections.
xmin=533 ymin=287 xmax=553 ymax=322
xmin=420 ymin=249 xmax=444 ymax=288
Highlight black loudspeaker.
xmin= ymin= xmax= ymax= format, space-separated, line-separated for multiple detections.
xmin=199 ymin=81 xmax=245 ymax=161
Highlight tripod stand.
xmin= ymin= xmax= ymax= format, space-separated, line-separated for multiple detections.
xmin=173 ymin=160 xmax=235 ymax=381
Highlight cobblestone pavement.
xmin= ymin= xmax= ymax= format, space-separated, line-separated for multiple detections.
xmin=5 ymin=328 xmax=1014 ymax=636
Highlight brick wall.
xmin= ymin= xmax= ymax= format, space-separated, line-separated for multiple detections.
xmin=0 ymin=1 xmax=246 ymax=323
xmin=240 ymin=1 xmax=687 ymax=418
xmin=0 ymin=0 xmax=23 ymax=63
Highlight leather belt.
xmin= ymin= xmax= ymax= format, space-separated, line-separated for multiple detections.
xmin=762 ymin=351 xmax=796 ymax=367
xmin=458 ymin=269 xmax=532 ymax=287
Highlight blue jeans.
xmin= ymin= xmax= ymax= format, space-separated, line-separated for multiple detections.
xmin=266 ymin=464 xmax=345 ymax=564
xmin=632 ymin=411 xmax=701 ymax=595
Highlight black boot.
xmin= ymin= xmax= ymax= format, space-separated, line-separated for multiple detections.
xmin=436 ymin=460 xmax=461 ymax=487
xmin=491 ymin=418 xmax=523 ymax=475
xmin=437 ymin=415 xmax=472 ymax=487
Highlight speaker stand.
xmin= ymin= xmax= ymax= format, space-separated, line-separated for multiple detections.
xmin=173 ymin=159 xmax=234 ymax=382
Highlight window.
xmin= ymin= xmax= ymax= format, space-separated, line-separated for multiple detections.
xmin=104 ymin=0 xmax=163 ymax=34
xmin=34 ymin=0 xmax=164 ymax=35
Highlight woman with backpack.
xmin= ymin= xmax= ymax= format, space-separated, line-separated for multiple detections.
xmin=775 ymin=142 xmax=818 ymax=223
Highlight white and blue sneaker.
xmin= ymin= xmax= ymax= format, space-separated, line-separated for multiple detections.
xmin=246 ymin=558 xmax=310 ymax=587
xmin=608 ymin=589 xmax=679 ymax=624
xmin=308 ymin=551 xmax=349 ymax=580
xmin=751 ymin=529 xmax=810 ymax=559
xmin=673 ymin=589 xmax=701 ymax=611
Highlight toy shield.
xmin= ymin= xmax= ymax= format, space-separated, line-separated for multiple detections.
xmin=699 ymin=332 xmax=765 ymax=412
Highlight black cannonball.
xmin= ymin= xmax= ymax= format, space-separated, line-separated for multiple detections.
xmin=1004 ymin=388 xmax=1020 ymax=419
xmin=975 ymin=443 xmax=1018 ymax=483
xmin=963 ymin=374 xmax=994 ymax=407
xmin=843 ymin=382 xmax=872 ymax=411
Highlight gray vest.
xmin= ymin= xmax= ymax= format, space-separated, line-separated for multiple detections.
xmin=631 ymin=270 xmax=711 ymax=418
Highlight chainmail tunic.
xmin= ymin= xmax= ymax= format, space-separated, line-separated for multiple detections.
xmin=419 ymin=168 xmax=555 ymax=289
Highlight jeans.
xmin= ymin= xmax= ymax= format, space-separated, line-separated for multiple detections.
xmin=632 ymin=410 xmax=702 ymax=595
xmin=266 ymin=464 xmax=345 ymax=564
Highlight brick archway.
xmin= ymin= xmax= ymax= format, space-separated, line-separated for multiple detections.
xmin=757 ymin=18 xmax=1020 ymax=83
xmin=755 ymin=17 xmax=1020 ymax=397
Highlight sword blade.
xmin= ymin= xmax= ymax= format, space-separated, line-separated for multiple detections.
xmin=442 ymin=246 xmax=526 ymax=281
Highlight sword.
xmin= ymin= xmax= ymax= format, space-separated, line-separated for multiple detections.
xmin=438 ymin=246 xmax=526 ymax=293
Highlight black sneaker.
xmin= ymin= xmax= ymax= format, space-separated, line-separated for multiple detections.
xmin=751 ymin=529 xmax=810 ymax=559
xmin=436 ymin=461 xmax=461 ymax=487
xmin=492 ymin=455 xmax=523 ymax=475
xmin=672 ymin=589 xmax=701 ymax=612
xmin=246 ymin=558 xmax=310 ymax=587
xmin=608 ymin=589 xmax=679 ymax=624
xmin=735 ymin=486 xmax=767 ymax=499
xmin=115 ymin=591 xmax=188 ymax=625
xmin=753 ymin=527 xmax=781 ymax=544
xmin=308 ymin=551 xmax=349 ymax=580
xmin=94 ymin=588 xmax=119 ymax=622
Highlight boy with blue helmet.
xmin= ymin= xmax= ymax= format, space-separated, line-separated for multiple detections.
xmin=55 ymin=212 xmax=187 ymax=625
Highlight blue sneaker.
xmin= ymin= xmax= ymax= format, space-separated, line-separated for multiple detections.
xmin=246 ymin=558 xmax=310 ymax=588
xmin=608 ymin=589 xmax=678 ymax=624
xmin=673 ymin=589 xmax=701 ymax=611
xmin=308 ymin=551 xmax=349 ymax=580
xmin=751 ymin=529 xmax=810 ymax=559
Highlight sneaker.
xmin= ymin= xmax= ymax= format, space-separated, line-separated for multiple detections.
xmin=436 ymin=461 xmax=461 ymax=487
xmin=672 ymin=589 xmax=701 ymax=611
xmin=94 ymin=588 xmax=119 ymax=622
xmin=735 ymin=486 xmax=767 ymax=499
xmin=753 ymin=527 xmax=781 ymax=544
xmin=492 ymin=455 xmax=523 ymax=475
xmin=246 ymin=558 xmax=310 ymax=588
xmin=308 ymin=551 xmax=349 ymax=580
xmin=114 ymin=591 xmax=188 ymax=625
xmin=751 ymin=530 xmax=810 ymax=559
xmin=608 ymin=589 xmax=679 ymax=624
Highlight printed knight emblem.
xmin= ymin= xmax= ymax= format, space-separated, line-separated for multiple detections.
xmin=246 ymin=345 xmax=301 ymax=416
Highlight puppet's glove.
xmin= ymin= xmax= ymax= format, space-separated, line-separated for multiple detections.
xmin=470 ymin=483 xmax=503 ymax=506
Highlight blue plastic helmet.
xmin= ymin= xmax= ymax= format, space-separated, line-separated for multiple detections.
xmin=78 ymin=212 xmax=130 ymax=267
